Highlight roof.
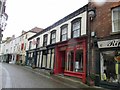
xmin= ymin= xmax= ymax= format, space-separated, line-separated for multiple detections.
xmin=28 ymin=4 xmax=88 ymax=40
xmin=29 ymin=27 xmax=43 ymax=33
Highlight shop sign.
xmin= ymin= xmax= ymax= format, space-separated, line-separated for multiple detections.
xmin=40 ymin=47 xmax=47 ymax=50
xmin=98 ymin=39 xmax=120 ymax=48
xmin=60 ymin=47 xmax=66 ymax=51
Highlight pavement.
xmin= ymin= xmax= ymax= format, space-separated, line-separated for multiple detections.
xmin=24 ymin=65 xmax=108 ymax=89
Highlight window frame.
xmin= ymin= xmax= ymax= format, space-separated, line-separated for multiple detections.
xmin=60 ymin=24 xmax=68 ymax=41
xmin=36 ymin=37 xmax=40 ymax=48
xmin=43 ymin=34 xmax=48 ymax=47
xmin=29 ymin=41 xmax=32 ymax=50
xmin=71 ymin=18 xmax=81 ymax=38
xmin=50 ymin=30 xmax=56 ymax=44
xmin=112 ymin=6 xmax=120 ymax=32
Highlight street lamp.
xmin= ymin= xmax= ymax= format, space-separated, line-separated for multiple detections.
xmin=88 ymin=9 xmax=96 ymax=21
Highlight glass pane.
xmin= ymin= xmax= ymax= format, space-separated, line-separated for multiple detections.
xmin=42 ymin=55 xmax=46 ymax=68
xmin=113 ymin=7 xmax=120 ymax=21
xmin=100 ymin=51 xmax=120 ymax=83
xmin=38 ymin=53 xmax=42 ymax=68
xmin=73 ymin=21 xmax=80 ymax=31
xmin=52 ymin=33 xmax=56 ymax=39
xmin=113 ymin=20 xmax=120 ymax=32
xmin=75 ymin=50 xmax=83 ymax=72
xmin=62 ymin=27 xmax=67 ymax=35
xmin=36 ymin=52 xmax=40 ymax=67
xmin=66 ymin=51 xmax=74 ymax=71
xmin=62 ymin=34 xmax=67 ymax=41
xmin=47 ymin=54 xmax=51 ymax=68
xmin=51 ymin=39 xmax=55 ymax=44
xmin=73 ymin=30 xmax=80 ymax=38
xmin=51 ymin=53 xmax=54 ymax=69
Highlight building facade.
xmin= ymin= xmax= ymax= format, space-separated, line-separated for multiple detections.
xmin=0 ymin=0 xmax=8 ymax=42
xmin=88 ymin=1 xmax=120 ymax=89
xmin=1 ymin=27 xmax=42 ymax=64
xmin=26 ymin=5 xmax=88 ymax=83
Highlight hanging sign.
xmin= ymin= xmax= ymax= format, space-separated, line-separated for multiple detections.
xmin=98 ymin=39 xmax=120 ymax=48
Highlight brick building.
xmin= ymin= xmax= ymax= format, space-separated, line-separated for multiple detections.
xmin=88 ymin=1 xmax=120 ymax=89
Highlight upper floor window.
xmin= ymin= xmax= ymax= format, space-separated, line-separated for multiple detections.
xmin=29 ymin=41 xmax=32 ymax=50
xmin=36 ymin=37 xmax=40 ymax=48
xmin=71 ymin=18 xmax=81 ymax=38
xmin=112 ymin=7 xmax=120 ymax=32
xmin=50 ymin=30 xmax=56 ymax=44
xmin=43 ymin=34 xmax=48 ymax=47
xmin=60 ymin=24 xmax=68 ymax=41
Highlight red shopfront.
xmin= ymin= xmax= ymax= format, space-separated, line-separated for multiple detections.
xmin=54 ymin=38 xmax=87 ymax=83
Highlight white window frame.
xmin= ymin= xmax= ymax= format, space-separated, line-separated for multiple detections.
xmin=112 ymin=7 xmax=120 ymax=32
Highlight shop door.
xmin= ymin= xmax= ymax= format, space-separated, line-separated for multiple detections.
xmin=61 ymin=51 xmax=65 ymax=73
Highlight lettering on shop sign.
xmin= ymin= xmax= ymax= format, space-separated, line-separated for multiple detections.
xmin=98 ymin=39 xmax=120 ymax=48
xmin=107 ymin=40 xmax=120 ymax=47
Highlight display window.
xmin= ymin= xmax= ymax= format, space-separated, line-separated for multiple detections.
xmin=65 ymin=48 xmax=83 ymax=73
xmin=100 ymin=50 xmax=120 ymax=83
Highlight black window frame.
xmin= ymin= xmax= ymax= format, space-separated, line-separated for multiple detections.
xmin=29 ymin=41 xmax=32 ymax=50
xmin=50 ymin=30 xmax=56 ymax=44
xmin=36 ymin=37 xmax=40 ymax=48
xmin=60 ymin=24 xmax=68 ymax=41
xmin=71 ymin=17 xmax=81 ymax=38
xmin=43 ymin=34 xmax=48 ymax=47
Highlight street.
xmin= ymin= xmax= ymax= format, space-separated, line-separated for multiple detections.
xmin=1 ymin=63 xmax=73 ymax=88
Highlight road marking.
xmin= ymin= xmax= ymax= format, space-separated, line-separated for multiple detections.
xmin=2 ymin=66 xmax=12 ymax=88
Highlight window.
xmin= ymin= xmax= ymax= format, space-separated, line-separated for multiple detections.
xmin=50 ymin=30 xmax=56 ymax=44
xmin=112 ymin=7 xmax=120 ymax=32
xmin=100 ymin=50 xmax=120 ymax=83
xmin=29 ymin=41 xmax=32 ymax=50
xmin=75 ymin=50 xmax=83 ymax=72
xmin=21 ymin=43 xmax=24 ymax=50
xmin=66 ymin=51 xmax=74 ymax=71
xmin=71 ymin=18 xmax=81 ymax=38
xmin=36 ymin=37 xmax=40 ymax=48
xmin=60 ymin=24 xmax=68 ymax=41
xmin=43 ymin=34 xmax=48 ymax=47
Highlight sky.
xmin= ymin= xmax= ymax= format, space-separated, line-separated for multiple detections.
xmin=3 ymin=0 xmax=88 ymax=40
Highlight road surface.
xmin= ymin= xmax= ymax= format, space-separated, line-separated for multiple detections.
xmin=1 ymin=63 xmax=73 ymax=88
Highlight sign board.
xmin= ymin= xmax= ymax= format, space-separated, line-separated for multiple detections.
xmin=98 ymin=39 xmax=120 ymax=48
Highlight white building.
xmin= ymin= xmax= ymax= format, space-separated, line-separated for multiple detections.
xmin=0 ymin=0 xmax=8 ymax=42
xmin=0 ymin=27 xmax=42 ymax=64
xmin=27 ymin=5 xmax=87 ymax=83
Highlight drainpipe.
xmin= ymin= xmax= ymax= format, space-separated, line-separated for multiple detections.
xmin=87 ymin=2 xmax=96 ymax=85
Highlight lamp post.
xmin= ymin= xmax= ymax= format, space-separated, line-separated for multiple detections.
xmin=87 ymin=7 xmax=96 ymax=85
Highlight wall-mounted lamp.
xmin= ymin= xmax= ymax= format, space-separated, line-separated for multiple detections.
xmin=88 ymin=9 xmax=96 ymax=20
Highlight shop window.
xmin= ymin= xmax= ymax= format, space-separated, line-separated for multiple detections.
xmin=43 ymin=34 xmax=48 ymax=47
xmin=60 ymin=24 xmax=68 ymax=41
xmin=100 ymin=50 xmax=120 ymax=83
xmin=75 ymin=50 xmax=83 ymax=72
xmin=50 ymin=30 xmax=56 ymax=44
xmin=66 ymin=51 xmax=74 ymax=71
xmin=71 ymin=18 xmax=81 ymax=38
xmin=42 ymin=51 xmax=47 ymax=68
xmin=47 ymin=50 xmax=51 ymax=69
xmin=112 ymin=7 xmax=120 ymax=32
xmin=51 ymin=49 xmax=55 ymax=69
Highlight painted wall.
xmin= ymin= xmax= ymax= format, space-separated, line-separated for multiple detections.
xmin=28 ymin=11 xmax=87 ymax=50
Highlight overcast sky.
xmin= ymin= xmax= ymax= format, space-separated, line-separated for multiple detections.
xmin=3 ymin=0 xmax=88 ymax=40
